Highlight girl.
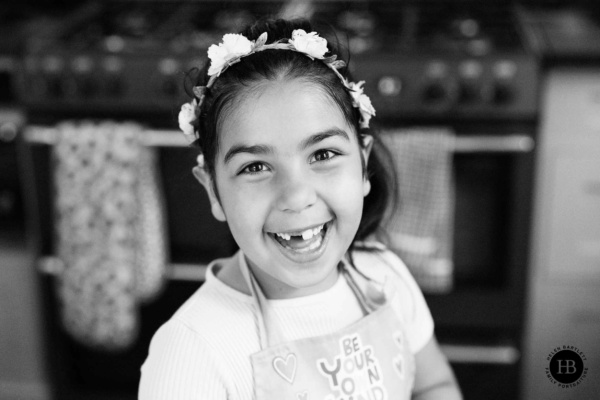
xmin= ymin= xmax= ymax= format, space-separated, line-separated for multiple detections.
xmin=140 ymin=18 xmax=462 ymax=400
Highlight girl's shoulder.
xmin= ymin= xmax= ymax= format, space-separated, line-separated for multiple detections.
xmin=350 ymin=240 xmax=419 ymax=292
xmin=169 ymin=253 xmax=256 ymax=337
xmin=351 ymin=241 xmax=435 ymax=353
xmin=351 ymin=240 xmax=406 ymax=273
xmin=352 ymin=240 xmax=388 ymax=252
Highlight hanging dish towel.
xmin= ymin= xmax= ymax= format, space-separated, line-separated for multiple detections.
xmin=53 ymin=120 xmax=168 ymax=350
xmin=380 ymin=128 xmax=455 ymax=294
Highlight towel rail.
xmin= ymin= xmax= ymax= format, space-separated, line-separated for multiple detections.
xmin=451 ymin=134 xmax=534 ymax=153
xmin=440 ymin=343 xmax=520 ymax=365
xmin=23 ymin=126 xmax=189 ymax=147
xmin=37 ymin=256 xmax=208 ymax=282
xmin=23 ymin=125 xmax=534 ymax=153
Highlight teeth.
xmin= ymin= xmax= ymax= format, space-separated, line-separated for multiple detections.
xmin=308 ymin=237 xmax=322 ymax=250
xmin=301 ymin=229 xmax=314 ymax=240
xmin=275 ymin=224 xmax=324 ymax=241
xmin=276 ymin=233 xmax=291 ymax=240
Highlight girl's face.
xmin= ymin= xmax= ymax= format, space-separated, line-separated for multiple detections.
xmin=206 ymin=80 xmax=371 ymax=299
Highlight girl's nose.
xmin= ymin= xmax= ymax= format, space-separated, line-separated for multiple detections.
xmin=275 ymin=173 xmax=317 ymax=213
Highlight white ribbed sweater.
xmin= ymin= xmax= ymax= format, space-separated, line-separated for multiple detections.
xmin=139 ymin=247 xmax=433 ymax=399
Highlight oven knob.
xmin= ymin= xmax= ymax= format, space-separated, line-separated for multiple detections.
xmin=458 ymin=83 xmax=479 ymax=103
xmin=422 ymin=81 xmax=450 ymax=103
xmin=488 ymin=81 xmax=514 ymax=105
xmin=28 ymin=76 xmax=48 ymax=97
xmin=62 ymin=76 xmax=97 ymax=98
xmin=105 ymin=76 xmax=125 ymax=96
xmin=458 ymin=79 xmax=481 ymax=104
xmin=65 ymin=77 xmax=98 ymax=98
xmin=79 ymin=77 xmax=98 ymax=97
xmin=47 ymin=75 xmax=64 ymax=98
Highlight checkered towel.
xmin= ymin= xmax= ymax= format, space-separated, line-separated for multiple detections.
xmin=53 ymin=120 xmax=168 ymax=350
xmin=380 ymin=128 xmax=455 ymax=294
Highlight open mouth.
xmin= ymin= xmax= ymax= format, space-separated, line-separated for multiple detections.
xmin=269 ymin=221 xmax=331 ymax=253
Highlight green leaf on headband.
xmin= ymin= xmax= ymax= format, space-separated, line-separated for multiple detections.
xmin=322 ymin=55 xmax=337 ymax=63
xmin=330 ymin=60 xmax=346 ymax=69
xmin=193 ymin=86 xmax=207 ymax=98
xmin=254 ymin=32 xmax=268 ymax=49
xmin=207 ymin=74 xmax=218 ymax=88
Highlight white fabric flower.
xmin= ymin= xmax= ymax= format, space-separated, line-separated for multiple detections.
xmin=289 ymin=29 xmax=328 ymax=59
xmin=207 ymin=34 xmax=253 ymax=76
xmin=178 ymin=99 xmax=198 ymax=136
xmin=348 ymin=81 xmax=376 ymax=128
xmin=196 ymin=154 xmax=205 ymax=169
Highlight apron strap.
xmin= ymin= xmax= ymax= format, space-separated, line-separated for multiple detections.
xmin=340 ymin=262 xmax=376 ymax=315
xmin=238 ymin=251 xmax=392 ymax=350
xmin=340 ymin=256 xmax=394 ymax=314
xmin=237 ymin=252 xmax=271 ymax=350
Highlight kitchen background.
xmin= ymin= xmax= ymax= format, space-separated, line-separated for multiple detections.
xmin=1 ymin=0 xmax=599 ymax=399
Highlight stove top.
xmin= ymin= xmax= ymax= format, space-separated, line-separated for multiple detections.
xmin=403 ymin=2 xmax=526 ymax=53
xmin=333 ymin=1 xmax=528 ymax=56
xmin=15 ymin=1 xmax=539 ymax=120
xmin=517 ymin=4 xmax=600 ymax=60
xmin=25 ymin=1 xmax=529 ymax=56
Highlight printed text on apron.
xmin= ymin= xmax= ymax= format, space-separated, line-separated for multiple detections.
xmin=238 ymin=252 xmax=416 ymax=400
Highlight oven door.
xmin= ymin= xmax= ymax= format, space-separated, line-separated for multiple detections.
xmin=21 ymin=124 xmax=535 ymax=400
xmin=0 ymin=109 xmax=25 ymax=236
xmin=409 ymin=122 xmax=536 ymax=400
xmin=21 ymin=126 xmax=237 ymax=400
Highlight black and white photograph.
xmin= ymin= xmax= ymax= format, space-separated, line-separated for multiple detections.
xmin=1 ymin=0 xmax=598 ymax=399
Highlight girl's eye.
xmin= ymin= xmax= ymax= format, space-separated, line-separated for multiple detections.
xmin=311 ymin=150 xmax=338 ymax=163
xmin=240 ymin=162 xmax=268 ymax=175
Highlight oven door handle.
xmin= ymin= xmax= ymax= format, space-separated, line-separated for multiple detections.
xmin=24 ymin=125 xmax=535 ymax=153
xmin=38 ymin=255 xmax=522 ymax=365
xmin=440 ymin=343 xmax=520 ymax=365
xmin=452 ymin=134 xmax=534 ymax=153
xmin=23 ymin=126 xmax=189 ymax=147
xmin=37 ymin=256 xmax=209 ymax=282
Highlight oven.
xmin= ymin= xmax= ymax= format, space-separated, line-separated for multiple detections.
xmin=347 ymin=3 xmax=539 ymax=398
xmin=0 ymin=109 xmax=25 ymax=238
xmin=21 ymin=127 xmax=238 ymax=399
xmin=0 ymin=4 xmax=26 ymax=239
xmin=15 ymin=1 xmax=539 ymax=400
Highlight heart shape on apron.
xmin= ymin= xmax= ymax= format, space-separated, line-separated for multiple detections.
xmin=241 ymin=252 xmax=416 ymax=399
xmin=272 ymin=353 xmax=297 ymax=384
xmin=393 ymin=330 xmax=404 ymax=348
xmin=393 ymin=354 xmax=405 ymax=378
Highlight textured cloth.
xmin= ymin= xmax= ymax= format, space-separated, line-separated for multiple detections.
xmin=139 ymin=245 xmax=434 ymax=400
xmin=381 ymin=128 xmax=455 ymax=294
xmin=53 ymin=120 xmax=168 ymax=350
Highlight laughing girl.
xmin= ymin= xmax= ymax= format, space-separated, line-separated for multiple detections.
xmin=140 ymin=18 xmax=461 ymax=400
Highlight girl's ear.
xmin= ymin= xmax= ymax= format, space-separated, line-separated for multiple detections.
xmin=360 ymin=134 xmax=374 ymax=197
xmin=192 ymin=166 xmax=227 ymax=222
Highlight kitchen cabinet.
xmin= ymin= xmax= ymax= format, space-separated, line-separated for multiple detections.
xmin=523 ymin=69 xmax=600 ymax=400
xmin=0 ymin=236 xmax=50 ymax=400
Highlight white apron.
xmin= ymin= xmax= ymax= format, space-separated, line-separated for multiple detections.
xmin=238 ymin=252 xmax=416 ymax=400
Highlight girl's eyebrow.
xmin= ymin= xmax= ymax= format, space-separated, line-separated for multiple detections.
xmin=224 ymin=144 xmax=273 ymax=165
xmin=223 ymin=128 xmax=350 ymax=165
xmin=299 ymin=128 xmax=349 ymax=150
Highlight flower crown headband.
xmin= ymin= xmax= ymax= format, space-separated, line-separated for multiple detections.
xmin=178 ymin=29 xmax=376 ymax=139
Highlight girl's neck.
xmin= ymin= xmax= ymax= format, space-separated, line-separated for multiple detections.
xmin=214 ymin=259 xmax=251 ymax=296
xmin=215 ymin=253 xmax=341 ymax=300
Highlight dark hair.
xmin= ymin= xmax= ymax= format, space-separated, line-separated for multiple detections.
xmin=187 ymin=17 xmax=396 ymax=245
